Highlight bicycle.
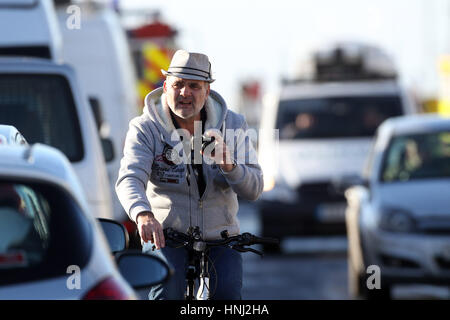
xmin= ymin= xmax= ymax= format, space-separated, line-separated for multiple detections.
xmin=155 ymin=226 xmax=279 ymax=300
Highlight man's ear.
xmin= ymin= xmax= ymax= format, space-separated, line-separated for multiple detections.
xmin=163 ymin=79 xmax=168 ymax=93
xmin=206 ymin=83 xmax=210 ymax=96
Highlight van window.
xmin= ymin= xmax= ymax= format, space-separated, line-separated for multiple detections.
xmin=0 ymin=46 xmax=51 ymax=59
xmin=0 ymin=74 xmax=84 ymax=162
xmin=276 ymin=96 xmax=403 ymax=139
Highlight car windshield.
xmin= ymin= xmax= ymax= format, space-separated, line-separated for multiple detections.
xmin=0 ymin=74 xmax=84 ymax=162
xmin=276 ymin=96 xmax=403 ymax=139
xmin=381 ymin=131 xmax=450 ymax=182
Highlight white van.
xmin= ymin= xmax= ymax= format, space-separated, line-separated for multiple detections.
xmin=0 ymin=57 xmax=113 ymax=219
xmin=0 ymin=0 xmax=62 ymax=61
xmin=55 ymin=3 xmax=140 ymax=224
xmin=257 ymin=43 xmax=417 ymax=249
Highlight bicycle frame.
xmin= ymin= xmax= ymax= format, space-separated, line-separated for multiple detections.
xmin=162 ymin=226 xmax=279 ymax=300
xmin=185 ymin=245 xmax=211 ymax=300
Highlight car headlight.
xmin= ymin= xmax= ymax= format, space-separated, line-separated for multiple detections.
xmin=263 ymin=175 xmax=276 ymax=192
xmin=379 ymin=208 xmax=416 ymax=233
xmin=261 ymin=176 xmax=298 ymax=204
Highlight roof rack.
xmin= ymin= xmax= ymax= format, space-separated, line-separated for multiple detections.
xmin=285 ymin=43 xmax=398 ymax=85
xmin=282 ymin=74 xmax=397 ymax=85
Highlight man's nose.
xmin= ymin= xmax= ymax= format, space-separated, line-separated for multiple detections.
xmin=180 ymin=85 xmax=192 ymax=97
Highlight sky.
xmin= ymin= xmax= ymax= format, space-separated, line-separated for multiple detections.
xmin=118 ymin=0 xmax=450 ymax=107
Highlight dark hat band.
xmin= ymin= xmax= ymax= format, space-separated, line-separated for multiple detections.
xmin=168 ymin=66 xmax=211 ymax=77
xmin=166 ymin=70 xmax=210 ymax=80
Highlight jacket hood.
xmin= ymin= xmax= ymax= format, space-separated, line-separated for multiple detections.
xmin=143 ymin=87 xmax=228 ymax=146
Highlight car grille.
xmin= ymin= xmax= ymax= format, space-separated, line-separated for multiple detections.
xmin=297 ymin=182 xmax=345 ymax=203
xmin=417 ymin=217 xmax=450 ymax=235
xmin=435 ymin=257 xmax=450 ymax=270
xmin=380 ymin=254 xmax=420 ymax=269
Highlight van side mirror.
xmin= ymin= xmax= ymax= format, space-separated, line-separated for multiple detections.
xmin=98 ymin=218 xmax=129 ymax=253
xmin=116 ymin=251 xmax=173 ymax=289
xmin=101 ymin=137 xmax=115 ymax=163
xmin=89 ymin=96 xmax=103 ymax=131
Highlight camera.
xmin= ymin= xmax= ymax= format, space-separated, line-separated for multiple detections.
xmin=201 ymin=135 xmax=215 ymax=152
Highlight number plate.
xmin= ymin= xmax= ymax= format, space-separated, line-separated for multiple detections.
xmin=316 ymin=203 xmax=347 ymax=223
xmin=441 ymin=245 xmax=450 ymax=261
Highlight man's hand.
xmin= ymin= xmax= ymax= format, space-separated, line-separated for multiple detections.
xmin=136 ymin=211 xmax=165 ymax=250
xmin=201 ymin=130 xmax=236 ymax=172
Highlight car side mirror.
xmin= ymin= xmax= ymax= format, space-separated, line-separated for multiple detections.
xmin=101 ymin=137 xmax=115 ymax=163
xmin=98 ymin=218 xmax=129 ymax=253
xmin=115 ymin=251 xmax=173 ymax=289
xmin=332 ymin=174 xmax=369 ymax=195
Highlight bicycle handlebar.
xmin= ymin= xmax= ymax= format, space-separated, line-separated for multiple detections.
xmin=162 ymin=227 xmax=279 ymax=255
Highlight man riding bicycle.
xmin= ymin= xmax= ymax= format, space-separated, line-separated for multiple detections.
xmin=116 ymin=50 xmax=263 ymax=300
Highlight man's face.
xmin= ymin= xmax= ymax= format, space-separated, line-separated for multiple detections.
xmin=163 ymin=76 xmax=210 ymax=120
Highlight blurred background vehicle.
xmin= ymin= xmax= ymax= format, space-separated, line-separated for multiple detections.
xmin=0 ymin=143 xmax=170 ymax=299
xmin=257 ymin=42 xmax=417 ymax=251
xmin=345 ymin=114 xmax=450 ymax=299
xmin=123 ymin=10 xmax=178 ymax=104
xmin=0 ymin=57 xmax=113 ymax=219
xmin=54 ymin=1 xmax=141 ymax=235
xmin=0 ymin=0 xmax=62 ymax=62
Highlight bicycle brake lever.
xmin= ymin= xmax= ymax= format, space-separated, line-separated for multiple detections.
xmin=247 ymin=248 xmax=264 ymax=257
xmin=232 ymin=245 xmax=264 ymax=257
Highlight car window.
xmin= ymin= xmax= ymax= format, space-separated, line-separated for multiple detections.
xmin=0 ymin=183 xmax=50 ymax=268
xmin=0 ymin=181 xmax=92 ymax=286
xmin=381 ymin=131 xmax=450 ymax=182
xmin=0 ymin=74 xmax=84 ymax=162
xmin=276 ymin=96 xmax=403 ymax=139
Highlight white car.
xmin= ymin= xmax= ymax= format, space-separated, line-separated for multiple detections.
xmin=0 ymin=143 xmax=171 ymax=299
xmin=345 ymin=114 xmax=450 ymax=299
xmin=0 ymin=125 xmax=27 ymax=145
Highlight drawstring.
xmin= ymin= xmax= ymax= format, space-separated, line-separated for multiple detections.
xmin=186 ymin=164 xmax=192 ymax=229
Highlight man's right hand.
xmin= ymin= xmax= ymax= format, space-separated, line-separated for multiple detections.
xmin=136 ymin=211 xmax=165 ymax=250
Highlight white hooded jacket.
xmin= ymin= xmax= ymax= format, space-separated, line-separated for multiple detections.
xmin=116 ymin=87 xmax=263 ymax=240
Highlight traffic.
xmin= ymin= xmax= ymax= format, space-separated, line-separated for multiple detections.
xmin=0 ymin=0 xmax=449 ymax=302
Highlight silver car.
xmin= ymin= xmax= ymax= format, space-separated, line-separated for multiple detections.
xmin=0 ymin=143 xmax=170 ymax=299
xmin=345 ymin=114 xmax=450 ymax=299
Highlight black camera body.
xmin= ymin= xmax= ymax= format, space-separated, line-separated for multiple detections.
xmin=201 ymin=135 xmax=215 ymax=152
